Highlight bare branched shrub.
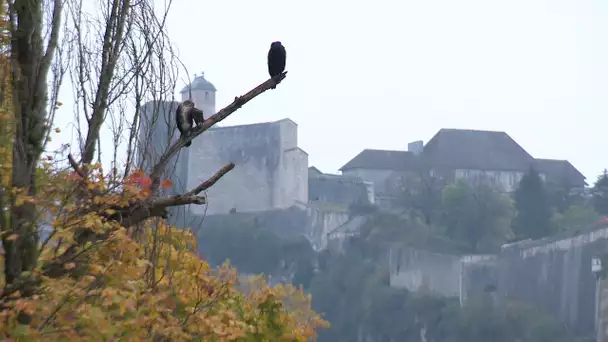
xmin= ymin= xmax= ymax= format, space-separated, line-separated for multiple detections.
xmin=63 ymin=0 xmax=182 ymax=177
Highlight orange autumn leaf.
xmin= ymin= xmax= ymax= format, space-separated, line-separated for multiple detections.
xmin=140 ymin=188 xmax=152 ymax=198
xmin=161 ymin=179 xmax=173 ymax=189
xmin=139 ymin=176 xmax=151 ymax=188
xmin=125 ymin=170 xmax=144 ymax=185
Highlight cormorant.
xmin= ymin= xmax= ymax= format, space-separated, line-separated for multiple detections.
xmin=267 ymin=41 xmax=286 ymax=88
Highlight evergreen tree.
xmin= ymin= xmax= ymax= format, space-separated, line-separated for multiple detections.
xmin=513 ymin=167 xmax=553 ymax=239
xmin=593 ymin=170 xmax=608 ymax=215
xmin=441 ymin=181 xmax=515 ymax=253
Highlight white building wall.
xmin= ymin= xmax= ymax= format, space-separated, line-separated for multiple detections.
xmin=187 ymin=120 xmax=308 ymax=216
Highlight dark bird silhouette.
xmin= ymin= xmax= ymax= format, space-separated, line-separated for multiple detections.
xmin=176 ymin=100 xmax=195 ymax=147
xmin=192 ymin=107 xmax=205 ymax=127
xmin=267 ymin=41 xmax=286 ymax=89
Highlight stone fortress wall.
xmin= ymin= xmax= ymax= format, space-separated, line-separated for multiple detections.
xmin=389 ymin=228 xmax=608 ymax=337
xmin=388 ymin=247 xmax=498 ymax=303
xmin=183 ymin=116 xmax=357 ymax=250
xmin=187 ymin=119 xmax=308 ymax=216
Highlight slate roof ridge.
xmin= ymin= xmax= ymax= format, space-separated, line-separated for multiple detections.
xmin=338 ymin=128 xmax=586 ymax=188
xmin=339 ymin=149 xmax=417 ymax=171
xmin=421 ymin=128 xmax=535 ymax=172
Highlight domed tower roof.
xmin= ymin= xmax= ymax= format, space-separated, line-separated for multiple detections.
xmin=180 ymin=72 xmax=217 ymax=93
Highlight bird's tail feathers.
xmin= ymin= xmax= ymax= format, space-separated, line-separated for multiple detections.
xmin=180 ymin=132 xmax=192 ymax=147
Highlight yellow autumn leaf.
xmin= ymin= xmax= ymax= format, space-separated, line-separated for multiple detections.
xmin=14 ymin=196 xmax=25 ymax=206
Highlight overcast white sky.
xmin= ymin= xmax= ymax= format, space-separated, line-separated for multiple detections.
xmin=53 ymin=0 xmax=608 ymax=182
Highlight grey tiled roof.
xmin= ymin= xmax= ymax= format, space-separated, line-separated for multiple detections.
xmin=534 ymin=158 xmax=587 ymax=186
xmin=339 ymin=149 xmax=420 ymax=171
xmin=339 ymin=129 xmax=586 ymax=186
xmin=421 ymin=128 xmax=535 ymax=172
xmin=308 ymin=166 xmax=323 ymax=175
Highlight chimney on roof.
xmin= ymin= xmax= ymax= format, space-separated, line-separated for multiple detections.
xmin=408 ymin=140 xmax=423 ymax=156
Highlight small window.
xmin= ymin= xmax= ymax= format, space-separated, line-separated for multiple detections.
xmin=205 ymin=92 xmax=209 ymax=100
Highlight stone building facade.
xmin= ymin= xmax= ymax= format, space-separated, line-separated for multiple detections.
xmin=340 ymin=128 xmax=587 ymax=207
xmin=308 ymin=167 xmax=374 ymax=207
xmin=187 ymin=118 xmax=309 ymax=216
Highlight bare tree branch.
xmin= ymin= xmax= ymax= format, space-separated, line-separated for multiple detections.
xmin=149 ymin=72 xmax=287 ymax=193
xmin=184 ymin=163 xmax=235 ymax=197
xmin=67 ymin=153 xmax=85 ymax=178
xmin=80 ymin=0 xmax=131 ymax=165
xmin=111 ymin=162 xmax=235 ymax=227
xmin=64 ymin=0 xmax=181 ymax=187
xmin=36 ymin=0 xmax=62 ymax=96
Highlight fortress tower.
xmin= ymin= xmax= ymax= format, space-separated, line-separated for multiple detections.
xmin=179 ymin=72 xmax=217 ymax=121
xmin=136 ymin=71 xmax=219 ymax=228
xmin=177 ymin=72 xmax=218 ymax=219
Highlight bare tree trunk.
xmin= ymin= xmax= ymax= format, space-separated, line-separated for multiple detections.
xmin=2 ymin=0 xmax=62 ymax=285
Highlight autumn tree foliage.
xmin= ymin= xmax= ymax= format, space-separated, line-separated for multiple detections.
xmin=0 ymin=162 xmax=326 ymax=340
xmin=0 ymin=0 xmax=327 ymax=340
